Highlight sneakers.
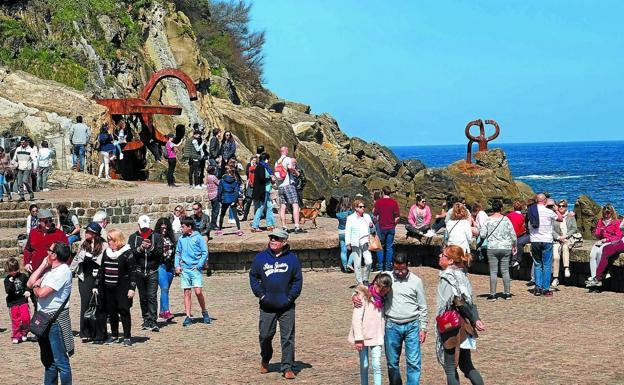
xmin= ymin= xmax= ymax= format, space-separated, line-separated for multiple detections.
xmin=486 ymin=294 xmax=497 ymax=302
xmin=104 ymin=336 xmax=118 ymax=345
xmin=283 ymin=370 xmax=296 ymax=380
xmin=123 ymin=338 xmax=133 ymax=347
xmin=526 ymin=280 xmax=535 ymax=287
xmin=141 ymin=322 xmax=149 ymax=330
xmin=12 ymin=338 xmax=19 ymax=344
xmin=294 ymin=227 xmax=307 ymax=234
xmin=202 ymin=310 xmax=211 ymax=324
xmin=260 ymin=361 xmax=269 ymax=374
xmin=543 ymin=290 xmax=553 ymax=297
xmin=424 ymin=229 xmax=436 ymax=237
xmin=160 ymin=311 xmax=174 ymax=322
xmin=228 ymin=218 xmax=235 ymax=224
xmin=42 ymin=188 xmax=50 ymax=192
xmin=150 ymin=324 xmax=160 ymax=332
xmin=533 ymin=288 xmax=543 ymax=296
xmin=250 ymin=227 xmax=263 ymax=233
xmin=502 ymin=293 xmax=512 ymax=300
xmin=183 ymin=316 xmax=193 ymax=327
xmin=564 ymin=267 xmax=571 ymax=278
xmin=512 ymin=261 xmax=520 ymax=270
xmin=586 ymin=277 xmax=602 ymax=287
xmin=215 ymin=230 xmax=224 ymax=236
xmin=551 ymin=278 xmax=559 ymax=288
xmin=195 ymin=185 xmax=203 ymax=190
xmin=21 ymin=336 xmax=27 ymax=342
xmin=236 ymin=230 xmax=244 ymax=236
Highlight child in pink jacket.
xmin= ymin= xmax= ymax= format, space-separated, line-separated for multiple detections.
xmin=348 ymin=273 xmax=393 ymax=385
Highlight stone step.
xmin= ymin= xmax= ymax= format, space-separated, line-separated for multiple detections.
xmin=0 ymin=218 xmax=25 ymax=228
xmin=0 ymin=209 xmax=29 ymax=219
xmin=0 ymin=247 xmax=21 ymax=263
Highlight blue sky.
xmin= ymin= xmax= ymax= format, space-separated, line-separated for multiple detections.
xmin=250 ymin=1 xmax=624 ymax=146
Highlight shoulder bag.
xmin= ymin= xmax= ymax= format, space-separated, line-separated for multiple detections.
xmin=30 ymin=293 xmax=71 ymax=338
xmin=443 ymin=221 xmax=460 ymax=246
xmin=476 ymin=216 xmax=505 ymax=249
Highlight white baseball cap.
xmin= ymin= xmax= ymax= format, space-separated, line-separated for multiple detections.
xmin=138 ymin=215 xmax=151 ymax=229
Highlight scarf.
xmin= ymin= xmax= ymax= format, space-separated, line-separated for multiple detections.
xmin=105 ymin=244 xmax=130 ymax=260
xmin=140 ymin=228 xmax=153 ymax=239
xmin=259 ymin=161 xmax=273 ymax=175
xmin=368 ymin=283 xmax=384 ymax=309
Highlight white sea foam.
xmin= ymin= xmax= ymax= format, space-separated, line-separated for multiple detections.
xmin=516 ymin=174 xmax=596 ymax=180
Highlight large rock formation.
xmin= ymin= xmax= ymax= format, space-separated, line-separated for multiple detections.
xmin=0 ymin=1 xmax=534 ymax=216
xmin=574 ymin=194 xmax=602 ymax=239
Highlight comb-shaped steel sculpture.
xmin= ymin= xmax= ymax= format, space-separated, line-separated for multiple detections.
xmin=465 ymin=119 xmax=500 ymax=164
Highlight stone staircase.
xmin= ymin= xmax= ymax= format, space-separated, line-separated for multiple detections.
xmin=0 ymin=192 xmax=211 ymax=267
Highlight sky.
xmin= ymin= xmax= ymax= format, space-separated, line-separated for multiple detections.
xmin=250 ymin=1 xmax=624 ymax=146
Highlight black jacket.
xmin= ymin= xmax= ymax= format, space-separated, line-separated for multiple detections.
xmin=97 ymin=247 xmax=137 ymax=309
xmin=128 ymin=231 xmax=164 ymax=272
xmin=252 ymin=163 xmax=269 ymax=202
xmin=4 ymin=273 xmax=29 ymax=307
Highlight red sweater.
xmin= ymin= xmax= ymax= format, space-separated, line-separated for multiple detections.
xmin=23 ymin=226 xmax=69 ymax=270
xmin=374 ymin=197 xmax=400 ymax=230
xmin=506 ymin=211 xmax=526 ymax=237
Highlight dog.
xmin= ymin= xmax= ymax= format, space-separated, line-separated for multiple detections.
xmin=299 ymin=201 xmax=322 ymax=229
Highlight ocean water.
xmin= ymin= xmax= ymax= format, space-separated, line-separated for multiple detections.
xmin=391 ymin=141 xmax=624 ymax=212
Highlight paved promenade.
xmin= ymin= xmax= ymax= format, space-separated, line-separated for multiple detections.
xmin=1 ymin=267 xmax=622 ymax=385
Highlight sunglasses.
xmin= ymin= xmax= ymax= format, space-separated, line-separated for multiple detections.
xmin=47 ymin=248 xmax=56 ymax=254
xmin=558 ymin=204 xmax=567 ymax=208
xmin=269 ymin=237 xmax=286 ymax=242
xmin=357 ymin=205 xmax=365 ymax=208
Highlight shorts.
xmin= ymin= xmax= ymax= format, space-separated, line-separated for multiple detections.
xmin=180 ymin=268 xmax=203 ymax=289
xmin=278 ymin=184 xmax=299 ymax=205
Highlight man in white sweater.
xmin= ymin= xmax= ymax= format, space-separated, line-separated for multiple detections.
xmin=353 ymin=254 xmax=428 ymax=384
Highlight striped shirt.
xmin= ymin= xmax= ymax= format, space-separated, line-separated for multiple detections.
xmin=103 ymin=257 xmax=120 ymax=287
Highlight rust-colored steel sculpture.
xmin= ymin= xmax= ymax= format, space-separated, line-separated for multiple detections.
xmin=95 ymin=68 xmax=197 ymax=179
xmin=465 ymin=119 xmax=500 ymax=164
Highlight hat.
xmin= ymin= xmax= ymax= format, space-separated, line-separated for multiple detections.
xmin=38 ymin=209 xmax=53 ymax=219
xmin=85 ymin=222 xmax=102 ymax=237
xmin=268 ymin=228 xmax=289 ymax=240
xmin=138 ymin=215 xmax=151 ymax=229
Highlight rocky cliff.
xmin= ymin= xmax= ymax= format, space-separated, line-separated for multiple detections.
xmin=0 ymin=1 xmax=533 ymax=214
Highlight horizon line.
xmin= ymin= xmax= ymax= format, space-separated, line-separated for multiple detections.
xmin=388 ymin=139 xmax=624 ymax=148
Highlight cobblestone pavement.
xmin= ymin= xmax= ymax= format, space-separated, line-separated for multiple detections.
xmin=1 ymin=267 xmax=623 ymax=385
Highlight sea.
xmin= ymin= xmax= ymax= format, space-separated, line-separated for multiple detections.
xmin=391 ymin=141 xmax=624 ymax=213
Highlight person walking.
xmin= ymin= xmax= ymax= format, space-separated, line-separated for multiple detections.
xmin=97 ymin=124 xmax=115 ymax=179
xmin=436 ymin=245 xmax=485 ymax=385
xmin=551 ymin=199 xmax=577 ymax=287
xmin=249 ymin=229 xmax=303 ymax=380
xmin=336 ymin=196 xmax=354 ymax=272
xmin=353 ymin=254 xmax=428 ymax=385
xmin=479 ymin=199 xmax=516 ymax=301
xmin=349 ymin=273 xmax=393 ymax=385
xmin=12 ymin=136 xmax=36 ymax=202
xmin=155 ymin=217 xmax=176 ymax=322
xmin=164 ymin=132 xmax=179 ymax=187
xmin=216 ymin=165 xmax=243 ymax=236
xmin=529 ymin=193 xmax=563 ymax=297
xmin=373 ymin=186 xmax=400 ymax=272
xmin=4 ymin=257 xmax=31 ymax=344
xmin=251 ymin=153 xmax=276 ymax=232
xmin=346 ymin=199 xmax=375 ymax=286
xmin=27 ymin=241 xmax=74 ymax=385
xmin=128 ymin=215 xmax=163 ymax=332
xmin=275 ymin=146 xmax=305 ymax=233
xmin=69 ymin=115 xmax=91 ymax=172
xmin=69 ymin=222 xmax=107 ymax=343
xmin=98 ymin=229 xmax=136 ymax=346
xmin=0 ymin=145 xmax=14 ymax=202
xmin=174 ymin=218 xmax=211 ymax=327
xmin=37 ymin=141 xmax=54 ymax=192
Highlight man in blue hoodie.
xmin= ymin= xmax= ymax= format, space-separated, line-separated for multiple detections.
xmin=249 ymin=229 xmax=303 ymax=380
xmin=174 ymin=218 xmax=210 ymax=327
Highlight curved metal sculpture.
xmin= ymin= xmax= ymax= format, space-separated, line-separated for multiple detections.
xmin=95 ymin=68 xmax=197 ymax=179
xmin=465 ymin=119 xmax=500 ymax=164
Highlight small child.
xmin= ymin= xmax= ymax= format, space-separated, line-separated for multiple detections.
xmin=348 ymin=273 xmax=393 ymax=385
xmin=4 ymin=257 xmax=31 ymax=344
xmin=112 ymin=120 xmax=126 ymax=160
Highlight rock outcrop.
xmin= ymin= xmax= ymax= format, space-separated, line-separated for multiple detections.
xmin=574 ymin=195 xmax=602 ymax=239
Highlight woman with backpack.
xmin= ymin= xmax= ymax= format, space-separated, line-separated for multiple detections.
xmin=216 ymin=165 xmax=243 ymax=236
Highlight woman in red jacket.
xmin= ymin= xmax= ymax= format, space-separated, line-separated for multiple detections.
xmin=586 ymin=205 xmax=621 ymax=287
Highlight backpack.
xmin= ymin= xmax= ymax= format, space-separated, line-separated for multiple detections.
xmin=294 ymin=167 xmax=306 ymax=190
xmin=274 ymin=156 xmax=288 ymax=181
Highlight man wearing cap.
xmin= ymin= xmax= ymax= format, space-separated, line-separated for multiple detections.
xmin=92 ymin=211 xmax=109 ymax=240
xmin=128 ymin=215 xmax=163 ymax=331
xmin=23 ymin=209 xmax=69 ymax=274
xmin=249 ymin=229 xmax=303 ymax=380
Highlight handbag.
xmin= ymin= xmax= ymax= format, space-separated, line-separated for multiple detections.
xmin=476 ymin=216 xmax=505 ymax=248
xmin=368 ymin=233 xmax=382 ymax=252
xmin=436 ymin=309 xmax=461 ymax=334
xmin=30 ymin=293 xmax=71 ymax=338
xmin=443 ymin=221 xmax=460 ymax=246
xmin=83 ymin=293 xmax=98 ymax=338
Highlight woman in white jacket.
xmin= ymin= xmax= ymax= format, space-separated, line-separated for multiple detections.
xmin=346 ymin=199 xmax=375 ymax=285
xmin=445 ymin=203 xmax=477 ymax=254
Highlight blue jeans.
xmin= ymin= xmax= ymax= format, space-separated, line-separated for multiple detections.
xmin=359 ymin=345 xmax=382 ymax=385
xmin=40 ymin=323 xmax=72 ymax=385
xmin=531 ymin=242 xmax=553 ymax=291
xmin=158 ymin=264 xmax=174 ymax=313
xmin=339 ymin=233 xmax=353 ymax=270
xmin=385 ymin=319 xmax=421 ymax=385
xmin=252 ymin=195 xmax=275 ymax=229
xmin=377 ymin=228 xmax=395 ymax=271
xmin=72 ymin=144 xmax=85 ymax=171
